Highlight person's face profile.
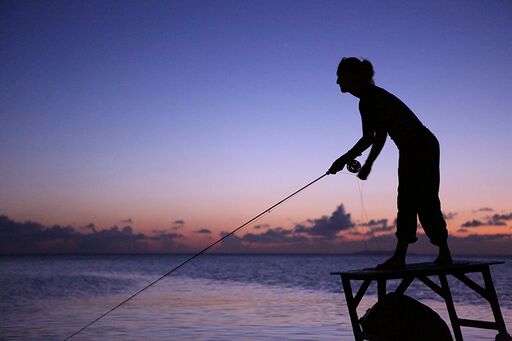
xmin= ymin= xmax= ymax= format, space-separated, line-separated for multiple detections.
xmin=336 ymin=71 xmax=351 ymax=93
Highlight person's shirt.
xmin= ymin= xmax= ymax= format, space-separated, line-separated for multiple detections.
xmin=359 ymin=85 xmax=428 ymax=149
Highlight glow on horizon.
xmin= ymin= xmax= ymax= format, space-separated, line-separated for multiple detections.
xmin=1 ymin=1 xmax=511 ymax=251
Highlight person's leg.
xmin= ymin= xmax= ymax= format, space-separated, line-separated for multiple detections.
xmin=376 ymin=240 xmax=409 ymax=269
xmin=416 ymin=136 xmax=452 ymax=264
xmin=418 ymin=194 xmax=451 ymax=264
xmin=377 ymin=151 xmax=417 ymax=269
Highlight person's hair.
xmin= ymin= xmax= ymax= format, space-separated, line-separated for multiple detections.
xmin=337 ymin=57 xmax=375 ymax=85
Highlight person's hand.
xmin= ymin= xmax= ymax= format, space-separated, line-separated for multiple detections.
xmin=357 ymin=162 xmax=372 ymax=180
xmin=327 ymin=156 xmax=349 ymax=174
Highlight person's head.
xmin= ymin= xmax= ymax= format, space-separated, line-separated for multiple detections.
xmin=336 ymin=57 xmax=374 ymax=94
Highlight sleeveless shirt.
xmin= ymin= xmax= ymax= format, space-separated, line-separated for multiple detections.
xmin=359 ymin=85 xmax=428 ymax=149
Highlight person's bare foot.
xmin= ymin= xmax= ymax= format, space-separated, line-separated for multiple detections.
xmin=376 ymin=256 xmax=406 ymax=270
xmin=434 ymin=253 xmax=453 ymax=266
xmin=434 ymin=245 xmax=453 ymax=265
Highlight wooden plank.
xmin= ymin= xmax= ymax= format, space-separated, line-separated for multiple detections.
xmin=354 ymin=280 xmax=372 ymax=307
xmin=452 ymin=273 xmax=489 ymax=300
xmin=342 ymin=277 xmax=364 ymax=341
xmin=395 ymin=275 xmax=414 ymax=295
xmin=330 ymin=261 xmax=504 ymax=281
xmin=417 ymin=275 xmax=444 ymax=298
xmin=458 ymin=318 xmax=498 ymax=330
xmin=439 ymin=273 xmax=463 ymax=341
xmin=378 ymin=279 xmax=386 ymax=299
xmin=482 ymin=266 xmax=510 ymax=335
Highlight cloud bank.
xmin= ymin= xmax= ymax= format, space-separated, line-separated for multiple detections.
xmin=0 ymin=215 xmax=184 ymax=254
xmin=294 ymin=205 xmax=353 ymax=238
xmin=460 ymin=213 xmax=512 ymax=229
xmin=2 ymin=206 xmax=511 ymax=255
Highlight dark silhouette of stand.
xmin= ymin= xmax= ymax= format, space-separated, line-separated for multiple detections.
xmin=331 ymin=261 xmax=510 ymax=341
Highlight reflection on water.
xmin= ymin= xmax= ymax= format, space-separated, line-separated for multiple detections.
xmin=1 ymin=255 xmax=511 ymax=340
xmin=3 ymin=277 xmax=354 ymax=340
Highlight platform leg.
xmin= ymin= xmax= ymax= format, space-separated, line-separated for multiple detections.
xmin=482 ymin=266 xmax=511 ymax=339
xmin=377 ymin=279 xmax=386 ymax=300
xmin=342 ymin=277 xmax=364 ymax=341
xmin=439 ymin=274 xmax=463 ymax=341
xmin=395 ymin=275 xmax=414 ymax=295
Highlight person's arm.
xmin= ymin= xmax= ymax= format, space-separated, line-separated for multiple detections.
xmin=344 ymin=135 xmax=373 ymax=160
xmin=328 ymin=115 xmax=375 ymax=174
xmin=357 ymin=128 xmax=386 ymax=180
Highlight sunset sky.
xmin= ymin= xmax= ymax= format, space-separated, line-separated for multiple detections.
xmin=1 ymin=1 xmax=511 ymax=254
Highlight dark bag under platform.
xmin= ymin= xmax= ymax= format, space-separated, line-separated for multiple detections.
xmin=360 ymin=292 xmax=453 ymax=341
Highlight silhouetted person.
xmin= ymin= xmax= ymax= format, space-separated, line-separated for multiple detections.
xmin=328 ymin=57 xmax=452 ymax=269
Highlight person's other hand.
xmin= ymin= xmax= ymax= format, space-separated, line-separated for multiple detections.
xmin=357 ymin=163 xmax=372 ymax=180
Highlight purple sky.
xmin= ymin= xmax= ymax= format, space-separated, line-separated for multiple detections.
xmin=1 ymin=1 xmax=511 ymax=253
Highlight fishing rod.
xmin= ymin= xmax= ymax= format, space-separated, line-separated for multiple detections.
xmin=64 ymin=160 xmax=361 ymax=340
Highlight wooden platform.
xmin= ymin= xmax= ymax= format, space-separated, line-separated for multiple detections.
xmin=331 ymin=261 xmax=511 ymax=341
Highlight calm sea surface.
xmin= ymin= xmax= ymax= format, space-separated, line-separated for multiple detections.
xmin=1 ymin=254 xmax=511 ymax=340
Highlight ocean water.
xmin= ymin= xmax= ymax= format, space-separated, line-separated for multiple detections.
xmin=1 ymin=254 xmax=511 ymax=340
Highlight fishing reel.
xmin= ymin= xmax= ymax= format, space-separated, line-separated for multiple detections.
xmin=347 ymin=159 xmax=361 ymax=173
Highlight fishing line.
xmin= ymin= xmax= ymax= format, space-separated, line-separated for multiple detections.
xmin=356 ymin=178 xmax=381 ymax=252
xmin=64 ymin=171 xmax=338 ymax=340
xmin=339 ymin=169 xmax=381 ymax=252
xmin=355 ymin=177 xmax=369 ymax=251
xmin=338 ymin=171 xmax=369 ymax=251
